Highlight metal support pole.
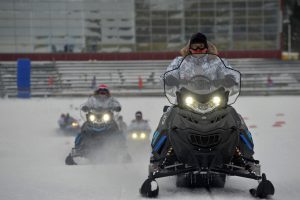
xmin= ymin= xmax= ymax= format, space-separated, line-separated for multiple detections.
xmin=288 ymin=22 xmax=291 ymax=59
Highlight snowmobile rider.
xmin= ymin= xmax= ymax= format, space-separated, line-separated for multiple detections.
xmin=154 ymin=32 xmax=253 ymax=154
xmin=180 ymin=32 xmax=218 ymax=55
xmin=128 ymin=111 xmax=151 ymax=133
xmin=58 ymin=113 xmax=77 ymax=127
xmin=73 ymin=84 xmax=122 ymax=149
xmin=64 ymin=113 xmax=76 ymax=124
xmin=81 ymin=84 xmax=121 ymax=113
xmin=163 ymin=32 xmax=236 ymax=88
xmin=58 ymin=113 xmax=66 ymax=128
xmin=117 ymin=115 xmax=127 ymax=132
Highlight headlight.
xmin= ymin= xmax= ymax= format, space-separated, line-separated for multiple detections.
xmin=71 ymin=122 xmax=78 ymax=127
xmin=132 ymin=133 xmax=138 ymax=139
xmin=140 ymin=132 xmax=146 ymax=139
xmin=89 ymin=114 xmax=96 ymax=122
xmin=184 ymin=95 xmax=223 ymax=114
xmin=212 ymin=96 xmax=221 ymax=106
xmin=102 ymin=113 xmax=110 ymax=122
xmin=185 ymin=96 xmax=194 ymax=106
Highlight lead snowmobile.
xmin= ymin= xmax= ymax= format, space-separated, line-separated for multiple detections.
xmin=65 ymin=106 xmax=129 ymax=165
xmin=140 ymin=53 xmax=274 ymax=198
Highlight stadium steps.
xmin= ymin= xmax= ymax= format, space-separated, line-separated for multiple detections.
xmin=0 ymin=59 xmax=300 ymax=97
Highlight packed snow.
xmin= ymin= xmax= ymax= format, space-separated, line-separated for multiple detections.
xmin=0 ymin=96 xmax=299 ymax=200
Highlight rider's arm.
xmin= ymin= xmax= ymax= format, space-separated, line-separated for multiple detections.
xmin=144 ymin=121 xmax=152 ymax=133
xmin=109 ymin=97 xmax=121 ymax=112
xmin=81 ymin=96 xmax=95 ymax=112
xmin=216 ymin=59 xmax=239 ymax=88
xmin=160 ymin=57 xmax=183 ymax=87
xmin=127 ymin=121 xmax=137 ymax=132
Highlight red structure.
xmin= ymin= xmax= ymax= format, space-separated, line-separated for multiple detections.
xmin=0 ymin=50 xmax=281 ymax=61
xmin=138 ymin=76 xmax=143 ymax=90
xmin=48 ymin=76 xmax=54 ymax=86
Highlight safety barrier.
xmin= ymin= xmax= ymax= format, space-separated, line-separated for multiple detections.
xmin=0 ymin=59 xmax=300 ymax=97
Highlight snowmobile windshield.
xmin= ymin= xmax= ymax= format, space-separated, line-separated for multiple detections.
xmin=128 ymin=121 xmax=150 ymax=132
xmin=163 ymin=53 xmax=241 ymax=105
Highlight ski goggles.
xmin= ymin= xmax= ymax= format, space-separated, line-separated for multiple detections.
xmin=96 ymin=88 xmax=109 ymax=95
xmin=190 ymin=43 xmax=207 ymax=51
xmin=189 ymin=48 xmax=208 ymax=54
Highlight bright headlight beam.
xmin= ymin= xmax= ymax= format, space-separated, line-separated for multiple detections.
xmin=212 ymin=96 xmax=221 ymax=106
xmin=102 ymin=113 xmax=110 ymax=122
xmin=185 ymin=96 xmax=194 ymax=106
xmin=89 ymin=114 xmax=96 ymax=122
xmin=132 ymin=133 xmax=138 ymax=139
xmin=140 ymin=133 xmax=146 ymax=139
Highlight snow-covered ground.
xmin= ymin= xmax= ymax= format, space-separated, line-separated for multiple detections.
xmin=0 ymin=96 xmax=299 ymax=200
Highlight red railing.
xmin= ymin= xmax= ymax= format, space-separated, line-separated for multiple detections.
xmin=0 ymin=50 xmax=281 ymax=61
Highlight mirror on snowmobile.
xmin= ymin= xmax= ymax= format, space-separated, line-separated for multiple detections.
xmin=163 ymin=106 xmax=170 ymax=112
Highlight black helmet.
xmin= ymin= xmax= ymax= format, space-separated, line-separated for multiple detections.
xmin=135 ymin=111 xmax=142 ymax=121
xmin=189 ymin=32 xmax=208 ymax=49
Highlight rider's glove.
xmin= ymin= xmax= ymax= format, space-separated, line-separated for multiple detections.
xmin=113 ymin=106 xmax=121 ymax=112
xmin=81 ymin=106 xmax=89 ymax=112
xmin=165 ymin=75 xmax=179 ymax=87
xmin=223 ymin=74 xmax=237 ymax=87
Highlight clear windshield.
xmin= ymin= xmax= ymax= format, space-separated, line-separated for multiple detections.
xmin=163 ymin=54 xmax=241 ymax=105
xmin=128 ymin=121 xmax=150 ymax=132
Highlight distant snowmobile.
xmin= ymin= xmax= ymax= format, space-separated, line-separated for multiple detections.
xmin=127 ymin=116 xmax=151 ymax=145
xmin=126 ymin=119 xmax=152 ymax=159
xmin=58 ymin=113 xmax=80 ymax=135
xmin=127 ymin=127 xmax=150 ymax=146
xmin=140 ymin=53 xmax=275 ymax=198
xmin=65 ymin=106 xmax=130 ymax=165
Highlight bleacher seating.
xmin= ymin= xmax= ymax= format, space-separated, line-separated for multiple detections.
xmin=0 ymin=58 xmax=300 ymax=97
xmin=0 ymin=61 xmax=59 ymax=97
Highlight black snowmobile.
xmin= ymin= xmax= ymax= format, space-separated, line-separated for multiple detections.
xmin=65 ymin=106 xmax=129 ymax=165
xmin=140 ymin=54 xmax=274 ymax=198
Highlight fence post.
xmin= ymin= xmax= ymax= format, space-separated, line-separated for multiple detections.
xmin=17 ymin=59 xmax=31 ymax=98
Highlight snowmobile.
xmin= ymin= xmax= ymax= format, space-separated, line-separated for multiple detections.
xmin=58 ymin=114 xmax=80 ymax=135
xmin=65 ymin=107 xmax=129 ymax=165
xmin=127 ymin=128 xmax=150 ymax=145
xmin=140 ymin=53 xmax=275 ymax=198
xmin=126 ymin=122 xmax=152 ymax=159
xmin=127 ymin=121 xmax=151 ymax=146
